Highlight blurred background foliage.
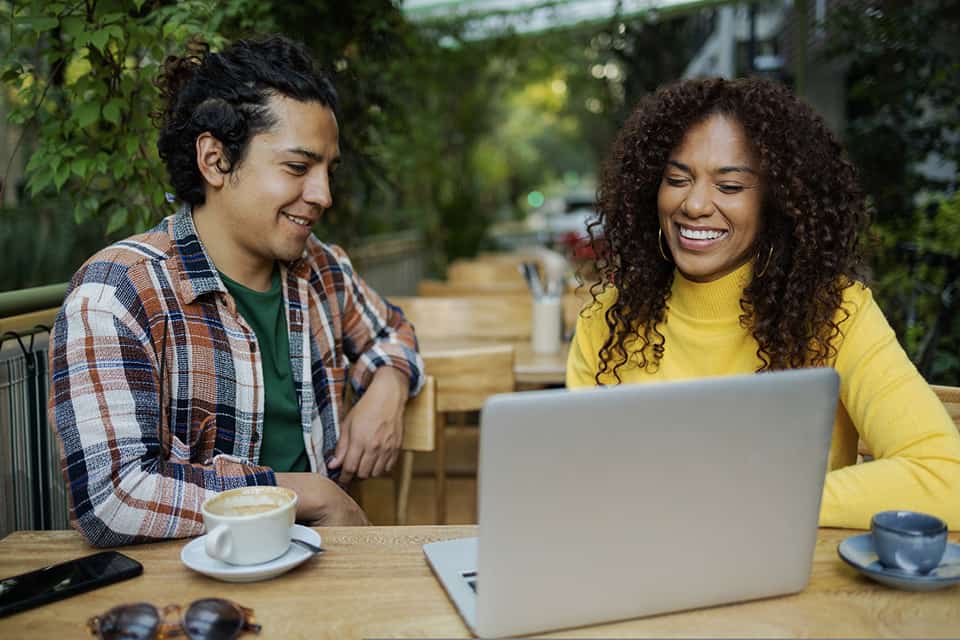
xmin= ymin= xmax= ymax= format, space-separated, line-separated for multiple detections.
xmin=822 ymin=0 xmax=960 ymax=382
xmin=1 ymin=0 xmax=959 ymax=382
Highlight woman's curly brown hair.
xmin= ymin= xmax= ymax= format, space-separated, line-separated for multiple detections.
xmin=589 ymin=76 xmax=869 ymax=384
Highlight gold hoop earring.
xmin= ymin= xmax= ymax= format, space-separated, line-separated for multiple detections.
xmin=657 ymin=228 xmax=672 ymax=263
xmin=756 ymin=245 xmax=774 ymax=278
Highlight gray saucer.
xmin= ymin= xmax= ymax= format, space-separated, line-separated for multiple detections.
xmin=838 ymin=533 xmax=960 ymax=592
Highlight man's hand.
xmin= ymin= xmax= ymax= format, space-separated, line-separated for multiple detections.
xmin=328 ymin=367 xmax=409 ymax=484
xmin=275 ymin=472 xmax=370 ymax=526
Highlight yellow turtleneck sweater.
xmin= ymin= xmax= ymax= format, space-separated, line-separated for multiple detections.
xmin=567 ymin=262 xmax=960 ymax=530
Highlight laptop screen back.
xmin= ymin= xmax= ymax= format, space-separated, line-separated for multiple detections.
xmin=473 ymin=368 xmax=838 ymax=638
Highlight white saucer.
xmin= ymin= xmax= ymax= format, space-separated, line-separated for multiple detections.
xmin=181 ymin=524 xmax=322 ymax=583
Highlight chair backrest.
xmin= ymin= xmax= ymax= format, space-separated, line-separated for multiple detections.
xmin=394 ymin=293 xmax=589 ymax=340
xmin=390 ymin=296 xmax=532 ymax=341
xmin=417 ymin=279 xmax=528 ymax=297
xmin=401 ymin=375 xmax=435 ymax=453
xmin=931 ymin=385 xmax=960 ymax=432
xmin=423 ymin=345 xmax=515 ymax=412
xmin=447 ymin=259 xmax=531 ymax=288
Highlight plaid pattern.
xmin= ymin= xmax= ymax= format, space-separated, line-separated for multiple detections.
xmin=49 ymin=207 xmax=423 ymax=547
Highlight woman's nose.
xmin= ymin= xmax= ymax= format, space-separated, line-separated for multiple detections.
xmin=682 ymin=181 xmax=713 ymax=218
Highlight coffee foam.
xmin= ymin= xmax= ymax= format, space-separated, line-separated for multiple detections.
xmin=205 ymin=487 xmax=295 ymax=518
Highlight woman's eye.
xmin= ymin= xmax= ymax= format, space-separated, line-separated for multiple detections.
xmin=286 ymin=163 xmax=307 ymax=175
xmin=665 ymin=177 xmax=688 ymax=187
xmin=716 ymin=184 xmax=744 ymax=194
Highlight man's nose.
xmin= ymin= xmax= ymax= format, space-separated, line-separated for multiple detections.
xmin=303 ymin=172 xmax=332 ymax=210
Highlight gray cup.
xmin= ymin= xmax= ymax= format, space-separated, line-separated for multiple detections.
xmin=871 ymin=510 xmax=948 ymax=575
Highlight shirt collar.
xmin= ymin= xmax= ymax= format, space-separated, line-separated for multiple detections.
xmin=169 ymin=205 xmax=313 ymax=302
xmin=170 ymin=205 xmax=226 ymax=304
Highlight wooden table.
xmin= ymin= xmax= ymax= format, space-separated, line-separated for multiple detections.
xmin=1 ymin=527 xmax=957 ymax=638
xmin=420 ymin=338 xmax=568 ymax=387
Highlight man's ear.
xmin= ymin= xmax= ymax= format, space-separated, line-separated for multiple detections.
xmin=196 ymin=132 xmax=229 ymax=189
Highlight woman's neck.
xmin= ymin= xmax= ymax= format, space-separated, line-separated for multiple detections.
xmin=669 ymin=261 xmax=753 ymax=320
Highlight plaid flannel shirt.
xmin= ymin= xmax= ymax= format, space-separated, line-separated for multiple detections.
xmin=49 ymin=207 xmax=423 ymax=547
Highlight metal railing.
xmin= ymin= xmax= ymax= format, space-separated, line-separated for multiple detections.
xmin=0 ymin=331 xmax=70 ymax=539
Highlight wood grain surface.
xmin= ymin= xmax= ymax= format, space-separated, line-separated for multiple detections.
xmin=1 ymin=527 xmax=957 ymax=638
xmin=420 ymin=338 xmax=567 ymax=387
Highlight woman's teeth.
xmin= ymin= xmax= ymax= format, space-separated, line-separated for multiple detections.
xmin=679 ymin=226 xmax=726 ymax=240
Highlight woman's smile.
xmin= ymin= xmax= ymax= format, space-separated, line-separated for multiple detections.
xmin=676 ymin=223 xmax=729 ymax=250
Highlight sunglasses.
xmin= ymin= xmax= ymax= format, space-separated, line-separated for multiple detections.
xmin=87 ymin=598 xmax=261 ymax=640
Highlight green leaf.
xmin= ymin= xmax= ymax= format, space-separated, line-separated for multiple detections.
xmin=53 ymin=163 xmax=72 ymax=190
xmin=111 ymin=154 xmax=131 ymax=179
xmin=16 ymin=16 xmax=59 ymax=33
xmin=125 ymin=136 xmax=140 ymax=157
xmin=71 ymin=157 xmax=92 ymax=178
xmin=88 ymin=29 xmax=111 ymax=52
xmin=25 ymin=151 xmax=45 ymax=174
xmin=1 ymin=64 xmax=23 ymax=82
xmin=61 ymin=16 xmax=85 ymax=38
xmin=28 ymin=166 xmax=54 ymax=195
xmin=134 ymin=0 xmax=147 ymax=9
xmin=6 ymin=111 xmax=28 ymax=125
xmin=103 ymin=98 xmax=123 ymax=125
xmin=107 ymin=208 xmax=129 ymax=234
xmin=75 ymin=102 xmax=100 ymax=128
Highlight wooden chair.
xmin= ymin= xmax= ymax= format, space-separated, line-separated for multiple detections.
xmin=447 ymin=259 xmax=531 ymax=289
xmin=417 ymin=279 xmax=529 ymax=297
xmin=931 ymin=385 xmax=960 ymax=431
xmin=390 ymin=296 xmax=532 ymax=341
xmin=395 ymin=292 xmax=589 ymax=341
xmin=421 ymin=345 xmax=515 ymax=523
xmin=395 ymin=375 xmax=435 ymax=525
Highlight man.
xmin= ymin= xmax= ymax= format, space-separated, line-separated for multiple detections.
xmin=48 ymin=36 xmax=423 ymax=547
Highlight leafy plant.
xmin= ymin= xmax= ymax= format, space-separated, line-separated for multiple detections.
xmin=822 ymin=0 xmax=960 ymax=383
xmin=2 ymin=0 xmax=274 ymax=236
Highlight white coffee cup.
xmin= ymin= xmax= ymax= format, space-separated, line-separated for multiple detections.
xmin=201 ymin=486 xmax=298 ymax=565
xmin=531 ymin=297 xmax=563 ymax=354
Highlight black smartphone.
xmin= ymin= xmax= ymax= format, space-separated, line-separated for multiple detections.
xmin=0 ymin=551 xmax=143 ymax=618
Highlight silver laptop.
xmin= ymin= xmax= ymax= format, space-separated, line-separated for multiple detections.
xmin=424 ymin=368 xmax=838 ymax=638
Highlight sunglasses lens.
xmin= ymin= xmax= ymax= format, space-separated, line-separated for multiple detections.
xmin=184 ymin=598 xmax=244 ymax=640
xmin=96 ymin=603 xmax=160 ymax=640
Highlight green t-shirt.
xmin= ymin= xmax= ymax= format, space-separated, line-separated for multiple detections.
xmin=219 ymin=268 xmax=308 ymax=472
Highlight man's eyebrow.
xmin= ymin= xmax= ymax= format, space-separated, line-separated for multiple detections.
xmin=283 ymin=147 xmax=325 ymax=163
xmin=716 ymin=165 xmax=758 ymax=175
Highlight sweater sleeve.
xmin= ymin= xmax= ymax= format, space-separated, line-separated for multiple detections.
xmin=820 ymin=284 xmax=960 ymax=530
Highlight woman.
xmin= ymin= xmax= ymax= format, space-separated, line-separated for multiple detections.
xmin=567 ymin=77 xmax=960 ymax=530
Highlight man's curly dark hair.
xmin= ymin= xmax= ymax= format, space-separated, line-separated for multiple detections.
xmin=590 ymin=76 xmax=870 ymax=384
xmin=155 ymin=35 xmax=338 ymax=207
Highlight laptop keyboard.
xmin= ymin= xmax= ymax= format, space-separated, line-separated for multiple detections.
xmin=461 ymin=570 xmax=478 ymax=593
